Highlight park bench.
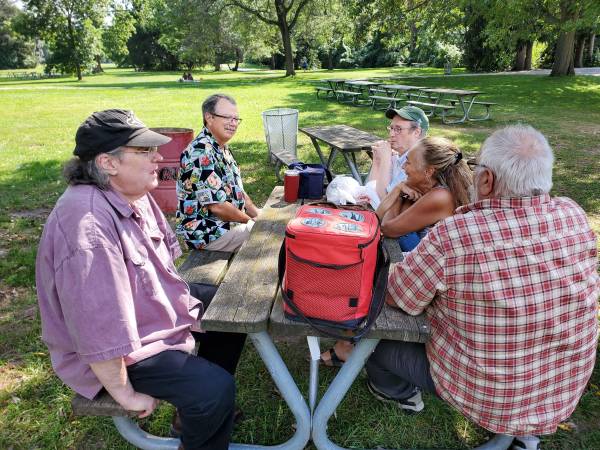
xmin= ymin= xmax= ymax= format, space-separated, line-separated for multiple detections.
xmin=71 ymin=249 xmax=233 ymax=449
xmin=334 ymin=89 xmax=362 ymax=105
xmin=467 ymin=101 xmax=498 ymax=120
xmin=269 ymin=148 xmax=300 ymax=181
xmin=369 ymin=94 xmax=402 ymax=110
xmin=315 ymin=86 xmax=335 ymax=98
xmin=406 ymin=100 xmax=456 ymax=122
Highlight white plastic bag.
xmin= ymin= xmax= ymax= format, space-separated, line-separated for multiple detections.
xmin=326 ymin=176 xmax=361 ymax=205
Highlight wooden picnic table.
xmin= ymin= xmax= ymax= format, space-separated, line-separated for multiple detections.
xmin=299 ymin=124 xmax=382 ymax=184
xmin=202 ymin=185 xmax=430 ymax=449
xmin=344 ymin=80 xmax=382 ymax=105
xmin=412 ymin=88 xmax=482 ymax=124
xmin=380 ymin=84 xmax=426 ymax=99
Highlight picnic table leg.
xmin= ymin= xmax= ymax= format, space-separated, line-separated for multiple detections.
xmin=243 ymin=331 xmax=311 ymax=450
xmin=112 ymin=416 xmax=179 ymax=450
xmin=443 ymin=96 xmax=472 ymax=124
xmin=311 ymin=338 xmax=379 ymax=450
xmin=341 ymin=151 xmax=364 ymax=185
xmin=326 ymin=147 xmax=338 ymax=175
xmin=310 ymin=137 xmax=329 ymax=167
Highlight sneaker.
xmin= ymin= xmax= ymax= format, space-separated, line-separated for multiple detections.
xmin=512 ymin=436 xmax=540 ymax=450
xmin=366 ymin=380 xmax=424 ymax=413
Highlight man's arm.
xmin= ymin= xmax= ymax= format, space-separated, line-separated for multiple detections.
xmin=243 ymin=193 xmax=259 ymax=218
xmin=208 ymin=202 xmax=253 ymax=223
xmin=90 ymin=357 xmax=158 ymax=418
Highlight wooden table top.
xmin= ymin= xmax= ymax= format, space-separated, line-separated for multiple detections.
xmin=384 ymin=84 xmax=426 ymax=90
xmin=420 ymin=88 xmax=482 ymax=96
xmin=299 ymin=124 xmax=383 ymax=151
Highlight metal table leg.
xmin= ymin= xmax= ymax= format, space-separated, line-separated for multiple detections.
xmin=236 ymin=331 xmax=311 ymax=450
xmin=341 ymin=151 xmax=364 ymax=185
xmin=112 ymin=417 xmax=180 ymax=450
xmin=312 ymin=338 xmax=379 ymax=450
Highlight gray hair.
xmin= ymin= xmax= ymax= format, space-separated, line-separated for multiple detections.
xmin=479 ymin=125 xmax=553 ymax=197
xmin=202 ymin=93 xmax=236 ymax=126
xmin=63 ymin=148 xmax=124 ymax=188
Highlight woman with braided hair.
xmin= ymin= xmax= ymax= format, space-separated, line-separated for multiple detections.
xmin=376 ymin=136 xmax=472 ymax=251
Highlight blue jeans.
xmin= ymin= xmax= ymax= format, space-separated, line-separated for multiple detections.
xmin=397 ymin=229 xmax=427 ymax=252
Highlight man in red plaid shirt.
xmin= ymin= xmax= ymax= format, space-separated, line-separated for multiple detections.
xmin=366 ymin=125 xmax=599 ymax=450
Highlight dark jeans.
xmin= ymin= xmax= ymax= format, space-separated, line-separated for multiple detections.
xmin=366 ymin=340 xmax=437 ymax=400
xmin=188 ymin=283 xmax=247 ymax=376
xmin=128 ymin=350 xmax=235 ymax=450
xmin=127 ymin=282 xmax=247 ymax=450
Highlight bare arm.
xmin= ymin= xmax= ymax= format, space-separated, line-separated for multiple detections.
xmin=243 ymin=193 xmax=259 ymax=218
xmin=208 ymin=202 xmax=253 ymax=223
xmin=89 ymin=358 xmax=158 ymax=418
xmin=367 ymin=141 xmax=393 ymax=200
xmin=380 ymin=188 xmax=455 ymax=238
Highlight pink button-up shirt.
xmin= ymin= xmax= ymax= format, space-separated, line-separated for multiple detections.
xmin=36 ymin=185 xmax=200 ymax=399
xmin=388 ymin=195 xmax=599 ymax=435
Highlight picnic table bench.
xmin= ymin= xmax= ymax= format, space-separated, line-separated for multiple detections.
xmin=68 ymin=186 xmax=512 ymax=449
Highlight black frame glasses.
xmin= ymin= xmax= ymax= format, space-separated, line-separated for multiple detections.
xmin=211 ymin=113 xmax=243 ymax=124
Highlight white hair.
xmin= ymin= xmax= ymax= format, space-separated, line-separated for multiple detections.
xmin=479 ymin=125 xmax=553 ymax=197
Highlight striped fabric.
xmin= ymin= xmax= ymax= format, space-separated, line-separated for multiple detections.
xmin=388 ymin=194 xmax=599 ymax=435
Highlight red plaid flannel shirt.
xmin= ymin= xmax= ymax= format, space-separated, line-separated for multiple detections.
xmin=388 ymin=194 xmax=599 ymax=435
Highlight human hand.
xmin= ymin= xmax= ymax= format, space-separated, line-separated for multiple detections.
xmin=397 ymin=182 xmax=423 ymax=201
xmin=119 ymin=392 xmax=159 ymax=418
xmin=371 ymin=140 xmax=392 ymax=164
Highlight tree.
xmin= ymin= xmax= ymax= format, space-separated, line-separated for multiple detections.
xmin=549 ymin=0 xmax=600 ymax=76
xmin=230 ymin=0 xmax=312 ymax=76
xmin=0 ymin=0 xmax=38 ymax=69
xmin=102 ymin=8 xmax=136 ymax=67
xmin=23 ymin=0 xmax=108 ymax=80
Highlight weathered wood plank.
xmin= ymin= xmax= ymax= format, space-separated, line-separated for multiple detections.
xmin=72 ymin=391 xmax=134 ymax=417
xmin=202 ymin=186 xmax=298 ymax=334
xmin=177 ymin=249 xmax=233 ymax=286
xmin=269 ymin=291 xmax=430 ymax=343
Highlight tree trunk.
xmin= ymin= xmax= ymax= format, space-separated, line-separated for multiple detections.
xmin=233 ymin=48 xmax=241 ymax=71
xmin=214 ymin=55 xmax=221 ymax=71
xmin=513 ymin=41 xmax=527 ymax=71
xmin=588 ymin=32 xmax=596 ymax=62
xmin=525 ymin=41 xmax=533 ymax=70
xmin=551 ymin=1 xmax=579 ymax=76
xmin=94 ymin=55 xmax=103 ymax=73
xmin=574 ymin=34 xmax=586 ymax=67
xmin=66 ymin=14 xmax=82 ymax=80
xmin=271 ymin=54 xmax=276 ymax=70
xmin=275 ymin=0 xmax=295 ymax=76
xmin=328 ymin=49 xmax=333 ymax=70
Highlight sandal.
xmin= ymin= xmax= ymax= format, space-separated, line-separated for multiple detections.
xmin=319 ymin=347 xmax=345 ymax=368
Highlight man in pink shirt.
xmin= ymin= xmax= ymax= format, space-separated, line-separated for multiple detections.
xmin=366 ymin=125 xmax=599 ymax=450
xmin=36 ymin=110 xmax=242 ymax=450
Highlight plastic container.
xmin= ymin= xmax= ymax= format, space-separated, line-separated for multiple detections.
xmin=284 ymin=170 xmax=300 ymax=203
xmin=149 ymin=127 xmax=194 ymax=213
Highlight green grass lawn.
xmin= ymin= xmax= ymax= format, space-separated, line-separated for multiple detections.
xmin=0 ymin=66 xmax=599 ymax=449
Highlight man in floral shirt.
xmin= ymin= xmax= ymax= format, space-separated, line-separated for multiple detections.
xmin=176 ymin=94 xmax=259 ymax=251
xmin=366 ymin=125 xmax=599 ymax=450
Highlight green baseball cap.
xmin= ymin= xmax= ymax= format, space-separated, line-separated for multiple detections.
xmin=385 ymin=106 xmax=429 ymax=133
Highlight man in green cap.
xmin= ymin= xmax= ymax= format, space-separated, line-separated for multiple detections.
xmin=368 ymin=105 xmax=429 ymax=200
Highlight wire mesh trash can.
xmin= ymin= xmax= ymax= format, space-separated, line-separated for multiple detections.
xmin=262 ymin=108 xmax=299 ymax=165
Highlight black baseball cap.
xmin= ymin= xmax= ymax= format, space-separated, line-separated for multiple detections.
xmin=74 ymin=109 xmax=171 ymax=161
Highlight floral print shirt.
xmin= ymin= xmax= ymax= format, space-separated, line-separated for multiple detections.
xmin=176 ymin=127 xmax=246 ymax=249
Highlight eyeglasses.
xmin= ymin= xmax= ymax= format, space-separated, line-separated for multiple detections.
xmin=122 ymin=147 xmax=160 ymax=158
xmin=211 ymin=113 xmax=243 ymax=124
xmin=466 ymin=158 xmax=489 ymax=171
xmin=387 ymin=125 xmax=415 ymax=134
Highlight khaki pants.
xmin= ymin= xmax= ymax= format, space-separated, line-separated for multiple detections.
xmin=204 ymin=220 xmax=255 ymax=252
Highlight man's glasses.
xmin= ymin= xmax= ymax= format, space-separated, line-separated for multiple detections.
xmin=466 ymin=158 xmax=489 ymax=171
xmin=212 ymin=113 xmax=243 ymax=124
xmin=123 ymin=147 xmax=160 ymax=158
xmin=387 ymin=125 xmax=415 ymax=134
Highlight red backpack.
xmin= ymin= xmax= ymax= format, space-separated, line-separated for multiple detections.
xmin=278 ymin=204 xmax=389 ymax=341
